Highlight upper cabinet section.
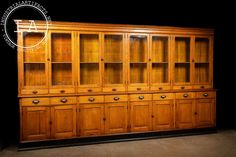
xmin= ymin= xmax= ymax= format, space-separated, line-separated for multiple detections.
xmin=17 ymin=20 xmax=214 ymax=95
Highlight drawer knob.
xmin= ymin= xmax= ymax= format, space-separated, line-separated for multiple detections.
xmin=201 ymin=86 xmax=205 ymax=89
xmin=112 ymin=88 xmax=117 ymax=91
xmin=88 ymin=97 xmax=95 ymax=102
xmin=32 ymin=90 xmax=38 ymax=94
xmin=203 ymin=93 xmax=208 ymax=97
xmin=181 ymin=86 xmax=185 ymax=89
xmin=88 ymin=89 xmax=93 ymax=92
xmin=139 ymin=96 xmax=144 ymax=100
xmin=160 ymin=95 xmax=166 ymax=99
xmin=159 ymin=87 xmax=163 ymax=90
xmin=60 ymin=98 xmax=68 ymax=103
xmin=137 ymin=88 xmax=141 ymax=91
xmin=32 ymin=99 xmax=40 ymax=104
xmin=183 ymin=94 xmax=188 ymax=97
xmin=60 ymin=90 xmax=65 ymax=93
xmin=113 ymin=97 xmax=120 ymax=101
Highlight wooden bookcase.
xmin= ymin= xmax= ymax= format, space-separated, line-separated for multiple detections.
xmin=17 ymin=20 xmax=216 ymax=143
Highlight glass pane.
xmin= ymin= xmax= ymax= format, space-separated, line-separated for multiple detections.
xmin=80 ymin=63 xmax=99 ymax=85
xmin=80 ymin=34 xmax=99 ymax=62
xmin=52 ymin=63 xmax=72 ymax=85
xmin=152 ymin=63 xmax=168 ymax=83
xmin=24 ymin=63 xmax=46 ymax=86
xmin=152 ymin=36 xmax=168 ymax=62
xmin=130 ymin=35 xmax=147 ymax=62
xmin=195 ymin=63 xmax=209 ymax=83
xmin=195 ymin=38 xmax=209 ymax=62
xmin=130 ymin=63 xmax=147 ymax=83
xmin=175 ymin=63 xmax=190 ymax=83
xmin=51 ymin=33 xmax=72 ymax=62
xmin=175 ymin=37 xmax=190 ymax=62
xmin=104 ymin=35 xmax=123 ymax=62
xmin=104 ymin=63 xmax=123 ymax=84
xmin=23 ymin=33 xmax=45 ymax=62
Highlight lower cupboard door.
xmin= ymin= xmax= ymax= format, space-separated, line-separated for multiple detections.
xmin=79 ymin=104 xmax=104 ymax=136
xmin=51 ymin=105 xmax=77 ymax=139
xmin=105 ymin=103 xmax=128 ymax=134
xmin=22 ymin=106 xmax=51 ymax=141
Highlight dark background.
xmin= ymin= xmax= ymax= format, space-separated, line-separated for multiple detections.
xmin=1 ymin=0 xmax=236 ymax=149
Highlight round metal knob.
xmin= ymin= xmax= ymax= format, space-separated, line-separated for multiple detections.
xmin=159 ymin=87 xmax=163 ymax=90
xmin=203 ymin=93 xmax=208 ymax=97
xmin=32 ymin=99 xmax=40 ymax=104
xmin=88 ymin=89 xmax=92 ymax=92
xmin=60 ymin=98 xmax=68 ymax=103
xmin=60 ymin=90 xmax=65 ymax=93
xmin=160 ymin=95 xmax=166 ymax=99
xmin=139 ymin=96 xmax=144 ymax=100
xmin=88 ymin=97 xmax=95 ymax=102
xmin=181 ymin=86 xmax=185 ymax=89
xmin=113 ymin=97 xmax=120 ymax=101
xmin=183 ymin=94 xmax=188 ymax=97
xmin=32 ymin=90 xmax=38 ymax=94
xmin=112 ymin=88 xmax=117 ymax=91
xmin=137 ymin=88 xmax=141 ymax=91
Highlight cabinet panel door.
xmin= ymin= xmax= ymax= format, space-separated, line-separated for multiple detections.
xmin=176 ymin=100 xmax=195 ymax=129
xmin=22 ymin=106 xmax=50 ymax=141
xmin=196 ymin=99 xmax=215 ymax=127
xmin=153 ymin=100 xmax=174 ymax=130
xmin=105 ymin=103 xmax=128 ymax=134
xmin=130 ymin=101 xmax=152 ymax=132
xmin=51 ymin=105 xmax=76 ymax=139
xmin=79 ymin=104 xmax=104 ymax=136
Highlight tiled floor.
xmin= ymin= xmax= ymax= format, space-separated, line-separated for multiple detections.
xmin=1 ymin=130 xmax=236 ymax=157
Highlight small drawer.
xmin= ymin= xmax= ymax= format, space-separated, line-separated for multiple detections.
xmin=21 ymin=89 xmax=48 ymax=95
xmin=175 ymin=92 xmax=194 ymax=99
xmin=50 ymin=97 xmax=77 ymax=104
xmin=78 ymin=88 xmax=102 ymax=93
xmin=196 ymin=92 xmax=216 ymax=99
xmin=49 ymin=88 xmax=75 ymax=94
xmin=128 ymin=86 xmax=149 ymax=92
xmin=79 ymin=96 xmax=104 ymax=103
xmin=103 ymin=87 xmax=126 ymax=92
xmin=21 ymin=98 xmax=50 ymax=106
xmin=173 ymin=86 xmax=192 ymax=90
xmin=151 ymin=86 xmax=171 ymax=91
xmin=129 ymin=94 xmax=152 ymax=101
xmin=105 ymin=95 xmax=128 ymax=102
xmin=153 ymin=93 xmax=174 ymax=100
xmin=193 ymin=85 xmax=212 ymax=89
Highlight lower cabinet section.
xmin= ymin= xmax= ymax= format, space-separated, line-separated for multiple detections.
xmin=20 ymin=91 xmax=216 ymax=142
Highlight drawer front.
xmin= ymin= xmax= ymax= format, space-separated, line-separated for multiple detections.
xmin=128 ymin=86 xmax=149 ymax=92
xmin=173 ymin=86 xmax=192 ymax=90
xmin=153 ymin=93 xmax=174 ymax=100
xmin=103 ymin=87 xmax=126 ymax=92
xmin=193 ymin=85 xmax=212 ymax=89
xmin=49 ymin=88 xmax=75 ymax=94
xmin=21 ymin=89 xmax=48 ymax=95
xmin=79 ymin=96 xmax=104 ymax=104
xmin=50 ymin=97 xmax=77 ymax=105
xmin=105 ymin=95 xmax=128 ymax=102
xmin=78 ymin=87 xmax=102 ymax=93
xmin=196 ymin=92 xmax=216 ymax=99
xmin=21 ymin=98 xmax=50 ymax=106
xmin=150 ymin=86 xmax=171 ymax=91
xmin=129 ymin=94 xmax=152 ymax=101
xmin=175 ymin=92 xmax=194 ymax=99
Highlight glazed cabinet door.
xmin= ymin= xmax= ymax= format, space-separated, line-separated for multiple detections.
xmin=128 ymin=34 xmax=149 ymax=92
xmin=19 ymin=31 xmax=48 ymax=95
xmin=78 ymin=32 xmax=102 ymax=93
xmin=193 ymin=36 xmax=213 ymax=89
xmin=176 ymin=99 xmax=195 ymax=129
xmin=79 ymin=103 xmax=104 ymax=136
xmin=150 ymin=35 xmax=171 ymax=91
xmin=196 ymin=99 xmax=215 ymax=127
xmin=105 ymin=102 xmax=128 ymax=134
xmin=21 ymin=106 xmax=50 ymax=141
xmin=152 ymin=100 xmax=174 ymax=130
xmin=130 ymin=101 xmax=152 ymax=132
xmin=49 ymin=31 xmax=75 ymax=94
xmin=51 ymin=105 xmax=77 ymax=139
xmin=102 ymin=33 xmax=126 ymax=92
